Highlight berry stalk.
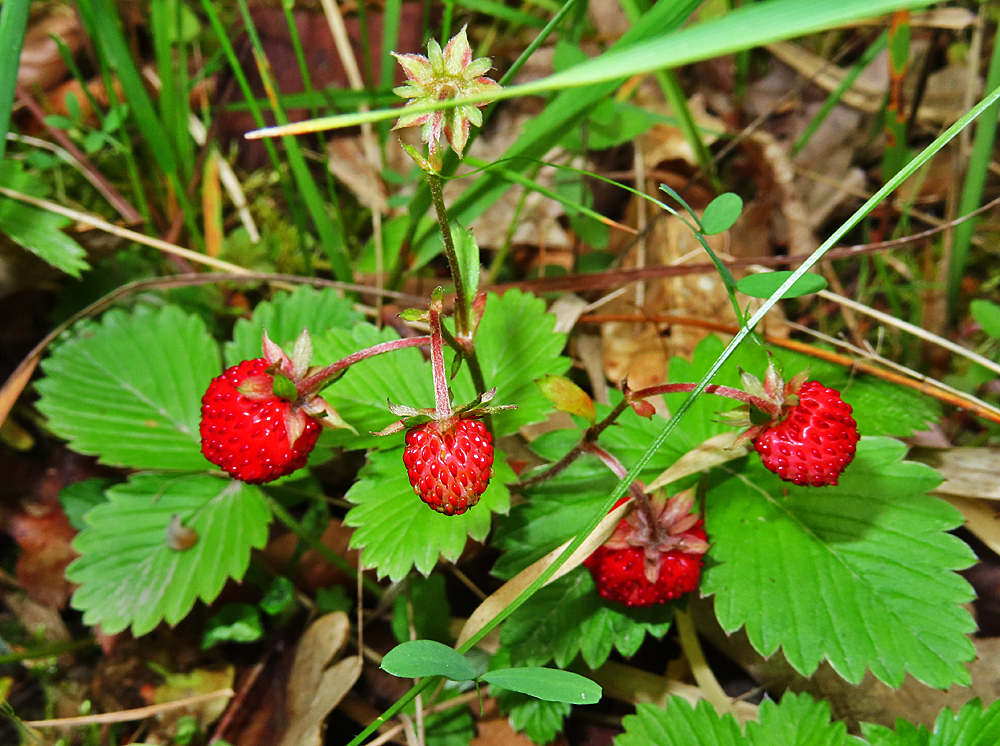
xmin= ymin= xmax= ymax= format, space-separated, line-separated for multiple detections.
xmin=627 ymin=382 xmax=780 ymax=417
xmin=298 ymin=335 xmax=432 ymax=395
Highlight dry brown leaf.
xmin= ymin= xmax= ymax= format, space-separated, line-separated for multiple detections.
xmin=8 ymin=503 xmax=78 ymax=609
xmin=911 ymin=447 xmax=1000 ymax=501
xmin=456 ymin=500 xmax=631 ymax=648
xmin=279 ymin=611 xmax=360 ymax=746
xmin=328 ymin=137 xmax=388 ymax=213
xmin=946 ymin=496 xmax=1000 ymax=557
xmin=18 ymin=8 xmax=84 ymax=91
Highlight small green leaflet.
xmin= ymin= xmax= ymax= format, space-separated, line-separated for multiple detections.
xmin=482 ymin=668 xmax=601 ymax=705
xmin=500 ymin=570 xmax=672 ymax=670
xmin=701 ymin=192 xmax=744 ymax=235
xmin=67 ymin=474 xmax=270 ymax=635
xmin=202 ymin=603 xmax=264 ymax=649
xmin=701 ymin=438 xmax=976 ymax=689
xmin=971 ymin=299 xmax=1000 ymax=340
xmin=616 ymin=693 xmax=861 ymax=746
xmin=224 ymin=285 xmax=361 ymax=366
xmin=451 ymin=224 xmax=480 ymax=320
xmin=736 ymin=270 xmax=828 ymax=299
xmin=496 ymin=690 xmax=571 ymax=746
xmin=344 ymin=446 xmax=513 ymax=581
xmin=381 ymin=640 xmax=477 ymax=681
xmin=36 ymin=305 xmax=220 ymax=471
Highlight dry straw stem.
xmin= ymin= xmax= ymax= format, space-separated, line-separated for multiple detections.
xmin=23 ymin=689 xmax=234 ymax=727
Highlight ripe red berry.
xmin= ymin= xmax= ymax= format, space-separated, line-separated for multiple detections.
xmin=584 ymin=493 xmax=708 ymax=608
xmin=752 ymin=380 xmax=859 ymax=487
xmin=200 ymin=359 xmax=321 ymax=484
xmin=585 ymin=521 xmax=707 ymax=607
xmin=402 ymin=416 xmax=493 ymax=516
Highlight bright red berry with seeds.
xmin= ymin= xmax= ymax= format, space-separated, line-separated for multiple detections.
xmin=402 ymin=416 xmax=494 ymax=516
xmin=200 ymin=358 xmax=322 ymax=484
xmin=585 ymin=492 xmax=709 ymax=608
xmin=752 ymin=380 xmax=859 ymax=487
xmin=200 ymin=330 xmax=351 ymax=484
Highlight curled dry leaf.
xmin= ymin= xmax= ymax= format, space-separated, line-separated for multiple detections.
xmin=279 ymin=611 xmax=361 ymax=746
xmin=8 ymin=504 xmax=78 ymax=609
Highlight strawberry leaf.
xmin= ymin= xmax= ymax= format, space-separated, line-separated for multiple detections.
xmin=66 ymin=474 xmax=270 ymax=635
xmin=617 ymin=693 xmax=860 ymax=746
xmin=500 ymin=569 xmax=672 ymax=670
xmin=701 ymin=437 xmax=976 ymax=689
xmin=344 ymin=446 xmax=513 ymax=581
xmin=36 ymin=304 xmax=219 ymax=471
xmin=224 ymin=285 xmax=361 ymax=366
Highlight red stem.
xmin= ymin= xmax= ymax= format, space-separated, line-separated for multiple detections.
xmin=429 ymin=295 xmax=453 ymax=420
xmin=630 ymin=383 xmax=780 ymax=417
xmin=582 ymin=442 xmax=654 ymax=520
xmin=299 ymin=336 xmax=431 ymax=394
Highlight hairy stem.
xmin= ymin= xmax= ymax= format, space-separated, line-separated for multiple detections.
xmin=630 ymin=382 xmax=779 ymax=417
xmin=429 ymin=292 xmax=453 ymax=420
xmin=427 ymin=172 xmax=469 ymax=337
xmin=299 ymin=335 xmax=431 ymax=394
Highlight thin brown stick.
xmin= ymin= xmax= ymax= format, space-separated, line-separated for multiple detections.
xmin=25 ymin=690 xmax=234 ymax=727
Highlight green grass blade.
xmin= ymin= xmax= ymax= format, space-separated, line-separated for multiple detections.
xmin=456 ymin=0 xmax=547 ymax=28
xmin=0 ymin=0 xmax=31 ymax=165
xmin=949 ymin=24 xmax=1000 ymax=314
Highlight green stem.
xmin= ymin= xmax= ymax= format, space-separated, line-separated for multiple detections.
xmin=426 ymin=172 xmax=470 ymax=337
xmin=267 ymin=497 xmax=383 ymax=598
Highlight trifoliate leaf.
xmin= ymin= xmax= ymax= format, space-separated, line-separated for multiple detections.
xmin=616 ymin=693 xmax=860 ymax=746
xmin=496 ymin=690 xmax=571 ymax=745
xmin=701 ymin=437 xmax=976 ymax=689
xmin=37 ymin=305 xmax=219 ymax=470
xmin=500 ymin=569 xmax=672 ymax=670
xmin=225 ymin=285 xmax=361 ymax=366
xmin=381 ymin=640 xmax=477 ymax=681
xmin=344 ymin=447 xmax=513 ymax=581
xmin=67 ymin=474 xmax=270 ymax=635
xmin=482 ymin=668 xmax=601 ymax=705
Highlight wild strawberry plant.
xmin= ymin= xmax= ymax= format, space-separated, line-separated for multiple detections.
xmin=17 ymin=14 xmax=1000 ymax=746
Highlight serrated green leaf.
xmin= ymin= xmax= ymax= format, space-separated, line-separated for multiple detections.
xmin=736 ymin=270 xmax=828 ymax=299
xmin=926 ymin=698 xmax=1000 ymax=746
xmin=701 ymin=193 xmax=744 ymax=235
xmin=616 ymin=693 xmax=856 ymax=746
xmin=501 ymin=570 xmax=672 ymax=670
xmin=381 ymin=640 xmax=477 ymax=681
xmin=0 ymin=199 xmax=90 ymax=277
xmin=344 ymin=447 xmax=513 ymax=581
xmin=225 ymin=285 xmax=362 ymax=365
xmin=483 ymin=668 xmax=601 ymax=705
xmin=496 ymin=690 xmax=571 ymax=745
xmin=701 ymin=437 xmax=976 ymax=689
xmin=416 ymin=683 xmax=476 ymax=746
xmin=67 ymin=474 xmax=270 ymax=635
xmin=971 ymin=299 xmax=1000 ymax=340
xmin=37 ymin=305 xmax=220 ymax=470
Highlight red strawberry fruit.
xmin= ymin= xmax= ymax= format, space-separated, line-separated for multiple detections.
xmin=402 ymin=416 xmax=494 ymax=515
xmin=585 ymin=492 xmax=708 ymax=607
xmin=200 ymin=359 xmax=322 ymax=484
xmin=200 ymin=331 xmax=350 ymax=484
xmin=751 ymin=380 xmax=859 ymax=487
